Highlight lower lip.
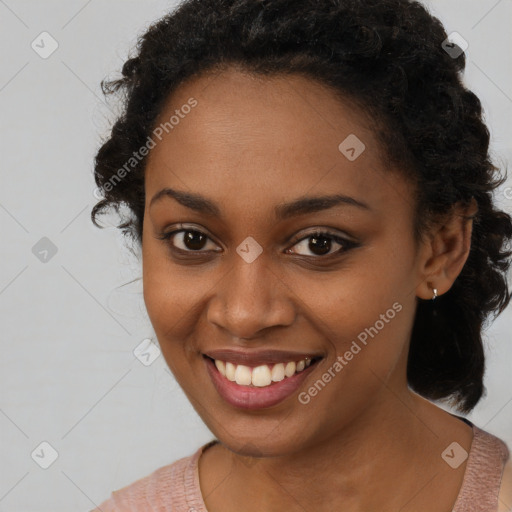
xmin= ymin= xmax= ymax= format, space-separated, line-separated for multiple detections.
xmin=204 ymin=357 xmax=318 ymax=410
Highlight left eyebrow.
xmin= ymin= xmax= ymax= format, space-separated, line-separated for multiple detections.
xmin=275 ymin=194 xmax=372 ymax=220
xmin=149 ymin=187 xmax=372 ymax=220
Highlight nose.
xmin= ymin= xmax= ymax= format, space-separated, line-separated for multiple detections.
xmin=206 ymin=253 xmax=296 ymax=341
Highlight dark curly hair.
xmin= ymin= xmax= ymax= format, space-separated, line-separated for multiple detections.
xmin=91 ymin=0 xmax=512 ymax=413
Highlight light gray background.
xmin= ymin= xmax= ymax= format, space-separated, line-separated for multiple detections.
xmin=0 ymin=1 xmax=511 ymax=511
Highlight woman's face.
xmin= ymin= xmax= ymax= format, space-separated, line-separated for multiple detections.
xmin=142 ymin=68 xmax=426 ymax=456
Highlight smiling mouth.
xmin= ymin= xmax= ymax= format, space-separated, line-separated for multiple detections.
xmin=203 ymin=355 xmax=322 ymax=388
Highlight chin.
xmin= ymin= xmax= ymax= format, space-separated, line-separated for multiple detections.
xmin=201 ymin=409 xmax=320 ymax=459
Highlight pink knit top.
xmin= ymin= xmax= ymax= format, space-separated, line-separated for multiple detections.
xmin=91 ymin=421 xmax=509 ymax=512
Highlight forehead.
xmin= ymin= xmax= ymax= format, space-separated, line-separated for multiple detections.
xmin=144 ymin=67 xmax=412 ymax=220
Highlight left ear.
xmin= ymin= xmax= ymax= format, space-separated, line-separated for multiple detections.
xmin=415 ymin=197 xmax=478 ymax=300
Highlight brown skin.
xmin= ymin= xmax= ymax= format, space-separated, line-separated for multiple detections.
xmin=142 ymin=67 xmax=479 ymax=511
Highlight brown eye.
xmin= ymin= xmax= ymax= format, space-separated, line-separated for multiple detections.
xmin=157 ymin=228 xmax=219 ymax=252
xmin=179 ymin=230 xmax=208 ymax=251
xmin=287 ymin=230 xmax=356 ymax=257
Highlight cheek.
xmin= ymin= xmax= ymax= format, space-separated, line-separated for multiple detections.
xmin=142 ymin=241 xmax=187 ymax=342
xmin=300 ymin=253 xmax=416 ymax=385
xmin=141 ymin=241 xmax=215 ymax=368
xmin=143 ymin=268 xmax=197 ymax=340
xmin=142 ymin=269 xmax=197 ymax=385
xmin=340 ymin=302 xmax=411 ymax=376
xmin=299 ymin=294 xmax=414 ymax=427
xmin=315 ymin=287 xmax=410 ymax=375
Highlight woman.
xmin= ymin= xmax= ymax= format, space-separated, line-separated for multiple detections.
xmin=90 ymin=0 xmax=512 ymax=510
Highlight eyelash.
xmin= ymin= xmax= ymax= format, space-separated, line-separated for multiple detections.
xmin=155 ymin=224 xmax=359 ymax=259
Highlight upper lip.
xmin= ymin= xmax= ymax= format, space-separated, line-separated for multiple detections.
xmin=203 ymin=348 xmax=324 ymax=366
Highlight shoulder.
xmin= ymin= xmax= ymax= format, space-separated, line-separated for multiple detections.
xmin=89 ymin=448 xmax=201 ymax=512
xmin=498 ymin=457 xmax=512 ymax=512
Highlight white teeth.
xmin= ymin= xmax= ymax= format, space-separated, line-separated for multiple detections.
xmin=284 ymin=361 xmax=296 ymax=377
xmin=252 ymin=365 xmax=272 ymax=387
xmin=271 ymin=363 xmax=285 ymax=382
xmin=225 ymin=362 xmax=236 ymax=381
xmin=215 ymin=359 xmax=226 ymax=376
xmin=212 ymin=357 xmax=315 ymax=387
xmin=234 ymin=364 xmax=252 ymax=386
